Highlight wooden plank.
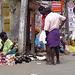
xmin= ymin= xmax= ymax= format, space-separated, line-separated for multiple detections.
xmin=26 ymin=1 xmax=31 ymax=54
xmin=29 ymin=2 xmax=40 ymax=9
xmin=65 ymin=0 xmax=75 ymax=1
xmin=65 ymin=2 xmax=70 ymax=45
xmin=31 ymin=11 xmax=35 ymax=54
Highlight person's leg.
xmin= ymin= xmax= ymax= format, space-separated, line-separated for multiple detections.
xmin=50 ymin=47 xmax=55 ymax=64
xmin=46 ymin=45 xmax=51 ymax=65
xmin=46 ymin=44 xmax=50 ymax=61
xmin=55 ymin=46 xmax=60 ymax=64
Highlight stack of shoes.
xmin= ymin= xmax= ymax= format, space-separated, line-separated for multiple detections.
xmin=6 ymin=54 xmax=15 ymax=66
xmin=15 ymin=56 xmax=23 ymax=64
xmin=15 ymin=55 xmax=32 ymax=64
xmin=0 ymin=55 xmax=6 ymax=66
xmin=22 ymin=56 xmax=31 ymax=63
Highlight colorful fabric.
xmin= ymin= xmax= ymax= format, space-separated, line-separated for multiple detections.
xmin=42 ymin=15 xmax=46 ymax=30
xmin=46 ymin=29 xmax=60 ymax=48
xmin=41 ymin=43 xmax=46 ymax=51
xmin=30 ymin=34 xmax=40 ymax=47
xmin=59 ymin=47 xmax=64 ymax=53
xmin=8 ymin=49 xmax=16 ymax=54
xmin=35 ymin=36 xmax=40 ymax=47
xmin=44 ymin=12 xmax=66 ymax=32
xmin=0 ymin=39 xmax=13 ymax=53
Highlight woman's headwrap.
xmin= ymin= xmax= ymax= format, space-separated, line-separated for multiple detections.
xmin=35 ymin=28 xmax=40 ymax=33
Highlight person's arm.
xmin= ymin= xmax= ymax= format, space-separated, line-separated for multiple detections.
xmin=59 ymin=14 xmax=66 ymax=29
xmin=0 ymin=41 xmax=4 ymax=52
xmin=11 ymin=42 xmax=16 ymax=49
xmin=59 ymin=19 xmax=66 ymax=29
xmin=44 ymin=16 xmax=50 ymax=36
xmin=61 ymin=37 xmax=66 ymax=51
xmin=11 ymin=38 xmax=18 ymax=49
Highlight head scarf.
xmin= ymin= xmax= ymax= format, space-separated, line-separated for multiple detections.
xmin=35 ymin=28 xmax=40 ymax=33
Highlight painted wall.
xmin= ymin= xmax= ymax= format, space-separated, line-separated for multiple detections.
xmin=3 ymin=0 xmax=21 ymax=41
xmin=9 ymin=1 xmax=21 ymax=41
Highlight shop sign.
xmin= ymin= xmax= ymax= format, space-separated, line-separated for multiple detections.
xmin=3 ymin=2 xmax=9 ymax=17
xmin=68 ymin=2 xmax=74 ymax=31
xmin=52 ymin=2 xmax=61 ymax=12
xmin=4 ymin=18 xmax=10 ymax=33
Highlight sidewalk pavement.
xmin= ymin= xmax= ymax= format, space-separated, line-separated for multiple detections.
xmin=0 ymin=52 xmax=75 ymax=75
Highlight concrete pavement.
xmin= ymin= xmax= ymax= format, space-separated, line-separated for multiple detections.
xmin=0 ymin=53 xmax=75 ymax=75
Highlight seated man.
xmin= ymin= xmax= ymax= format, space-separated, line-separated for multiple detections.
xmin=30 ymin=28 xmax=44 ymax=53
xmin=0 ymin=32 xmax=17 ymax=55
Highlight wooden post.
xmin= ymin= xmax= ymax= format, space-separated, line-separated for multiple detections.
xmin=65 ymin=1 xmax=70 ymax=45
xmin=18 ymin=0 xmax=28 ymax=53
xmin=26 ymin=0 xmax=31 ymax=54
xmin=28 ymin=0 xmax=40 ymax=54
xmin=31 ymin=0 xmax=35 ymax=3
xmin=31 ymin=10 xmax=35 ymax=54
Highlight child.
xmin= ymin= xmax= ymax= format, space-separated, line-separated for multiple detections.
xmin=7 ymin=38 xmax=18 ymax=54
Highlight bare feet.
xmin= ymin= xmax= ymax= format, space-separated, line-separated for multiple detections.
xmin=46 ymin=61 xmax=51 ymax=65
xmin=56 ymin=61 xmax=61 ymax=64
xmin=51 ymin=61 xmax=56 ymax=65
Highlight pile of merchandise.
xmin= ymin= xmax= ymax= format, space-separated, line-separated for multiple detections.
xmin=0 ymin=54 xmax=32 ymax=66
xmin=0 ymin=55 xmax=6 ymax=65
xmin=0 ymin=54 xmax=15 ymax=66
xmin=0 ymin=53 xmax=46 ymax=66
xmin=6 ymin=54 xmax=15 ymax=66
